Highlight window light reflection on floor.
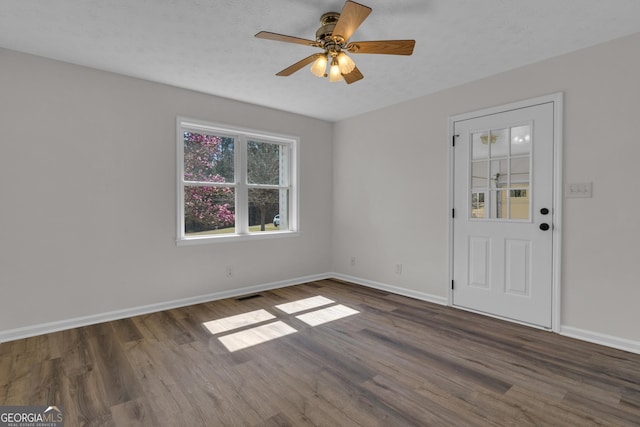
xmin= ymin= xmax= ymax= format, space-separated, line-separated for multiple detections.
xmin=217 ymin=321 xmax=297 ymax=352
xmin=202 ymin=309 xmax=275 ymax=334
xmin=295 ymin=304 xmax=359 ymax=326
xmin=203 ymin=295 xmax=359 ymax=352
xmin=275 ymin=295 xmax=335 ymax=314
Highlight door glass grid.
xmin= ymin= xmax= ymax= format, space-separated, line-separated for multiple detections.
xmin=470 ymin=125 xmax=531 ymax=220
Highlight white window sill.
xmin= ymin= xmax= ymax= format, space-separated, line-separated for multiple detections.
xmin=176 ymin=230 xmax=300 ymax=246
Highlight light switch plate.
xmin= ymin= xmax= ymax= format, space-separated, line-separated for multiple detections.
xmin=565 ymin=182 xmax=592 ymax=198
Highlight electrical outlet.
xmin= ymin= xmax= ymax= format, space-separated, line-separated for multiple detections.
xmin=350 ymin=256 xmax=356 ymax=266
xmin=226 ymin=266 xmax=233 ymax=278
xmin=565 ymin=182 xmax=592 ymax=198
xmin=395 ymin=264 xmax=403 ymax=275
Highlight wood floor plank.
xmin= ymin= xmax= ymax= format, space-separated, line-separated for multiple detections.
xmin=1 ymin=280 xmax=640 ymax=426
xmin=505 ymin=385 xmax=614 ymax=426
xmin=122 ymin=340 xmax=212 ymax=425
xmin=27 ymin=357 xmax=62 ymax=405
xmin=110 ymin=398 xmax=159 ymax=427
xmin=178 ymin=343 xmax=265 ymax=426
xmin=2 ymin=349 xmax=34 ymax=405
xmin=245 ymin=345 xmax=374 ymax=426
xmin=110 ymin=318 xmax=144 ymax=344
xmin=254 ymin=412 xmax=295 ymax=427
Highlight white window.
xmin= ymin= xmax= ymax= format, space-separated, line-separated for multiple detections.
xmin=177 ymin=117 xmax=298 ymax=244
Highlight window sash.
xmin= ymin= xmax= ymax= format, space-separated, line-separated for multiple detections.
xmin=177 ymin=117 xmax=298 ymax=243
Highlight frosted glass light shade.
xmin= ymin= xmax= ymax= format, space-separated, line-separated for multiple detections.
xmin=329 ymin=59 xmax=343 ymax=82
xmin=310 ymin=55 xmax=328 ymax=77
xmin=337 ymin=52 xmax=355 ymax=74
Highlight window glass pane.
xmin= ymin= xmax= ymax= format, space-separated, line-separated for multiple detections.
xmin=489 ymin=128 xmax=509 ymax=158
xmin=489 ymin=190 xmax=507 ymax=219
xmin=511 ymin=125 xmax=531 ymax=156
xmin=184 ymin=186 xmax=235 ymax=236
xmin=490 ymin=159 xmax=508 ymax=188
xmin=509 ymin=188 xmax=529 ymax=220
xmin=247 ymin=141 xmax=288 ymax=185
xmin=472 ymin=132 xmax=489 ymax=160
xmin=248 ymin=188 xmax=288 ymax=232
xmin=472 ymin=161 xmax=488 ymax=189
xmin=471 ymin=192 xmax=485 ymax=218
xmin=184 ymin=132 xmax=234 ymax=182
xmin=510 ymin=157 xmax=530 ymax=186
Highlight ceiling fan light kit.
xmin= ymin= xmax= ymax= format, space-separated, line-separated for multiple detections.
xmin=337 ymin=52 xmax=356 ymax=74
xmin=255 ymin=0 xmax=415 ymax=84
xmin=310 ymin=55 xmax=328 ymax=77
xmin=329 ymin=58 xmax=343 ymax=82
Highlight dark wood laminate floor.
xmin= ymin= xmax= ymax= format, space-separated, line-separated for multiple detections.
xmin=1 ymin=279 xmax=640 ymax=426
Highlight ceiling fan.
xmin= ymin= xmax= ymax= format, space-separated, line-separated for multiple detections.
xmin=255 ymin=0 xmax=415 ymax=84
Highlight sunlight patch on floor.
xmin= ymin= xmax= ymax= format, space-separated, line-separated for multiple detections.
xmin=202 ymin=309 xmax=275 ymax=334
xmin=217 ymin=321 xmax=297 ymax=352
xmin=296 ymin=304 xmax=360 ymax=326
xmin=275 ymin=295 xmax=335 ymax=314
xmin=203 ymin=295 xmax=360 ymax=352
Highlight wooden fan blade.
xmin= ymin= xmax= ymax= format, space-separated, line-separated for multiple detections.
xmin=255 ymin=31 xmax=318 ymax=47
xmin=346 ymin=40 xmax=415 ymax=55
xmin=343 ymin=66 xmax=364 ymax=84
xmin=332 ymin=1 xmax=372 ymax=43
xmin=276 ymin=54 xmax=323 ymax=76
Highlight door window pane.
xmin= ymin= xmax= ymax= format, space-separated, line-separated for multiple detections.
xmin=510 ymin=157 xmax=530 ymax=186
xmin=471 ymin=192 xmax=486 ymax=218
xmin=472 ymin=132 xmax=489 ymax=160
xmin=511 ymin=125 xmax=531 ymax=156
xmin=489 ymin=128 xmax=509 ymax=158
xmin=489 ymin=190 xmax=507 ymax=219
xmin=490 ymin=159 xmax=508 ymax=188
xmin=472 ymin=161 xmax=488 ymax=189
xmin=509 ymin=188 xmax=529 ymax=220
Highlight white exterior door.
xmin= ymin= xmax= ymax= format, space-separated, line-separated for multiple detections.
xmin=452 ymin=101 xmax=556 ymax=328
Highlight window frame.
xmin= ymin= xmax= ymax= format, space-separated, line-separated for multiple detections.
xmin=176 ymin=117 xmax=299 ymax=245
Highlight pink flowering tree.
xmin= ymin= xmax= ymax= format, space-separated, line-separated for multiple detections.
xmin=183 ymin=132 xmax=235 ymax=233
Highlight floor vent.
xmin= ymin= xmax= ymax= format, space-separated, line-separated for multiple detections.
xmin=235 ymin=294 xmax=263 ymax=302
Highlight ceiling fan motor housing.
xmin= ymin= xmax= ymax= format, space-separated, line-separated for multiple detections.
xmin=316 ymin=12 xmax=343 ymax=47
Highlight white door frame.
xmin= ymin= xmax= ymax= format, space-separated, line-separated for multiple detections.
xmin=448 ymin=93 xmax=563 ymax=332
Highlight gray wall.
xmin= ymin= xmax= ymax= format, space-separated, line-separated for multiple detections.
xmin=0 ymin=48 xmax=333 ymax=332
xmin=332 ymin=32 xmax=640 ymax=344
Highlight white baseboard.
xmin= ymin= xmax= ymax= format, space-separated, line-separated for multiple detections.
xmin=560 ymin=325 xmax=640 ymax=355
xmin=0 ymin=273 xmax=332 ymax=343
xmin=333 ymin=273 xmax=640 ymax=355
xmin=330 ymin=273 xmax=448 ymax=306
xmin=4 ymin=273 xmax=639 ymax=356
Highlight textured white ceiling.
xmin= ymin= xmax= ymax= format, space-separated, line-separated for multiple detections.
xmin=1 ymin=0 xmax=639 ymax=122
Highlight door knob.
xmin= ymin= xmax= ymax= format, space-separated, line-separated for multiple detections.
xmin=539 ymin=223 xmax=550 ymax=231
xmin=540 ymin=208 xmax=549 ymax=215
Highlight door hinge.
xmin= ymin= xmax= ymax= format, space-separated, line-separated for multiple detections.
xmin=451 ymin=280 xmax=454 ymax=290
xmin=452 ymin=208 xmax=455 ymax=218
xmin=452 ymin=134 xmax=459 ymax=147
